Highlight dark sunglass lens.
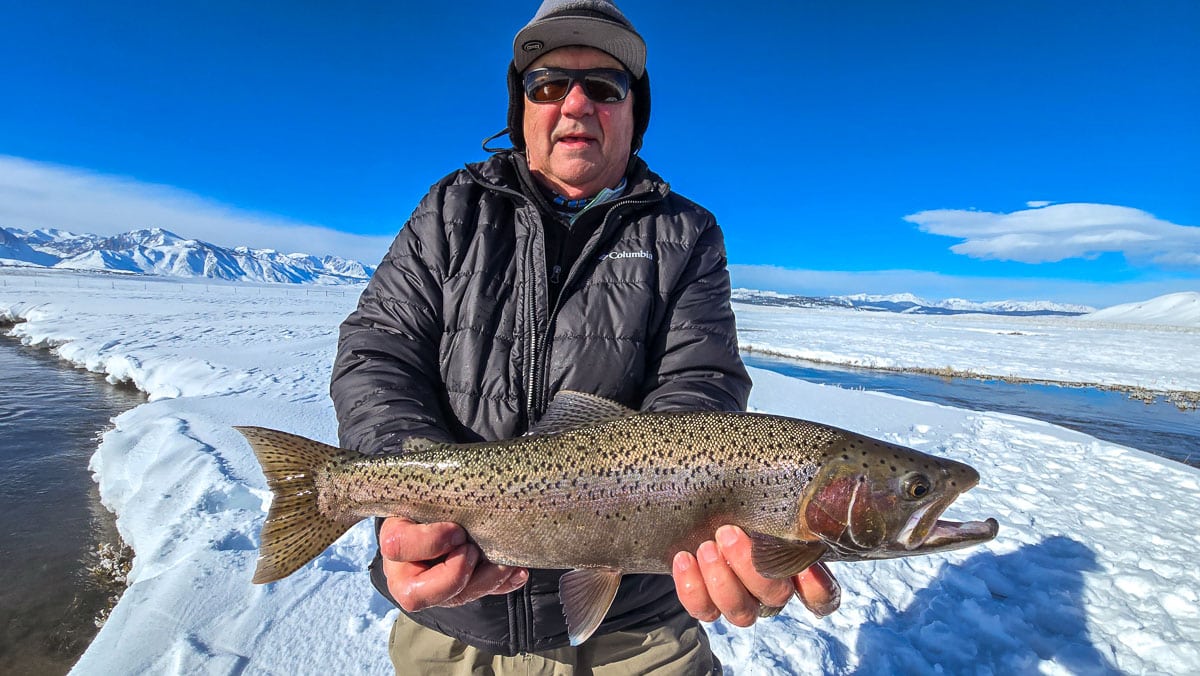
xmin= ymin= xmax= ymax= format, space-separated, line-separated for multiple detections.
xmin=530 ymin=79 xmax=569 ymax=102
xmin=525 ymin=70 xmax=572 ymax=102
xmin=582 ymin=75 xmax=626 ymax=103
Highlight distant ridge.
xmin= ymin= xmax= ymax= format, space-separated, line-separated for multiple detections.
xmin=0 ymin=226 xmax=374 ymax=285
xmin=1081 ymin=292 xmax=1200 ymax=328
xmin=731 ymin=288 xmax=1094 ymax=318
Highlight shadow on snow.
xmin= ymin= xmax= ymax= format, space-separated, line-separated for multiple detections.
xmin=851 ymin=536 xmax=1119 ymax=675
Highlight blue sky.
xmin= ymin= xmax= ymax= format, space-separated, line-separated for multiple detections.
xmin=1 ymin=1 xmax=1197 ymax=307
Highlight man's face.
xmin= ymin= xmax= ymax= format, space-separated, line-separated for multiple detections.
xmin=523 ymin=46 xmax=635 ymax=199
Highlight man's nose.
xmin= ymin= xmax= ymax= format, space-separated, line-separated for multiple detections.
xmin=559 ymin=82 xmax=595 ymax=117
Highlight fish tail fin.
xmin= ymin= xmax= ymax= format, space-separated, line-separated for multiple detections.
xmin=235 ymin=426 xmax=356 ymax=584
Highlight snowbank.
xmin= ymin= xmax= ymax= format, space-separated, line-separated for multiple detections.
xmin=2 ymin=269 xmax=1198 ymax=674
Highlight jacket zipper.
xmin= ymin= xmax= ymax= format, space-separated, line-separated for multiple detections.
xmin=462 ymin=167 xmax=540 ymax=433
xmin=526 ymin=190 xmax=664 ymax=420
xmin=524 ymin=228 xmax=540 ymax=429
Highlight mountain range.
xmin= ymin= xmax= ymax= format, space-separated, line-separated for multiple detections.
xmin=0 ymin=227 xmax=374 ymax=285
xmin=731 ymin=288 xmax=1095 ymax=317
xmin=0 ymin=226 xmax=1149 ymax=319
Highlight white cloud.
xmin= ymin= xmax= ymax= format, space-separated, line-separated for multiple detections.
xmin=1025 ymin=201 xmax=1053 ymax=208
xmin=904 ymin=202 xmax=1200 ymax=266
xmin=0 ymin=155 xmax=394 ymax=263
xmin=729 ymin=263 xmax=1198 ymax=309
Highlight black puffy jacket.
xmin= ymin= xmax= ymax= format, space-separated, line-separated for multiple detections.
xmin=330 ymin=150 xmax=751 ymax=656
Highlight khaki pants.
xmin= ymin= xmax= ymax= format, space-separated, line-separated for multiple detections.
xmin=388 ymin=610 xmax=720 ymax=676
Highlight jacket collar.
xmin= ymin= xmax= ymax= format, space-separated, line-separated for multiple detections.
xmin=465 ymin=151 xmax=669 ymax=205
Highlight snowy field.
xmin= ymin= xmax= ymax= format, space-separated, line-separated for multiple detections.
xmin=734 ymin=302 xmax=1200 ymax=395
xmin=2 ymin=268 xmax=1199 ymax=675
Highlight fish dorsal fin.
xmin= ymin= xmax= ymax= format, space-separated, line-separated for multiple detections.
xmin=747 ymin=531 xmax=828 ymax=579
xmin=401 ymin=437 xmax=440 ymax=453
xmin=528 ymin=391 xmax=636 ymax=436
xmin=559 ymin=567 xmax=623 ymax=646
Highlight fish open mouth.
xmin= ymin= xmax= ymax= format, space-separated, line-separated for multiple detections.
xmin=902 ymin=517 xmax=999 ymax=554
xmin=895 ymin=489 xmax=999 ymax=554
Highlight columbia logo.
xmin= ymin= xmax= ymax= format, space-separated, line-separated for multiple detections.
xmin=599 ymin=250 xmax=654 ymax=261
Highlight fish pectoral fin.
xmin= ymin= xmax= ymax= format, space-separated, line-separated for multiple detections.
xmin=757 ymin=604 xmax=787 ymax=618
xmin=559 ymin=567 xmax=623 ymax=646
xmin=747 ymin=531 xmax=828 ymax=579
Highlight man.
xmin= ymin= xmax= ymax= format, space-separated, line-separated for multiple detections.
xmin=331 ymin=1 xmax=840 ymax=672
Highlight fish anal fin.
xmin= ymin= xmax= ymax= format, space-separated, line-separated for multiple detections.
xmin=528 ymin=391 xmax=636 ymax=436
xmin=559 ymin=567 xmax=623 ymax=646
xmin=748 ymin=531 xmax=828 ymax=579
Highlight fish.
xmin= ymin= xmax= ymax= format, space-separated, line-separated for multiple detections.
xmin=236 ymin=390 xmax=998 ymax=645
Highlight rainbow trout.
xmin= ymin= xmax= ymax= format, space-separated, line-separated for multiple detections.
xmin=237 ymin=391 xmax=998 ymax=644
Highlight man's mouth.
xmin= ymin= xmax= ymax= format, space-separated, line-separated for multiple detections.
xmin=556 ymin=134 xmax=597 ymax=147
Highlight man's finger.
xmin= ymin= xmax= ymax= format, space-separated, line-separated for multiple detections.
xmin=446 ymin=564 xmax=529 ymax=606
xmin=792 ymin=561 xmax=841 ymax=618
xmin=385 ymin=543 xmax=478 ymax=612
xmin=714 ymin=525 xmax=794 ymax=609
xmin=379 ymin=517 xmax=466 ymax=562
xmin=672 ymin=551 xmax=719 ymax=622
xmin=695 ymin=539 xmax=758 ymax=627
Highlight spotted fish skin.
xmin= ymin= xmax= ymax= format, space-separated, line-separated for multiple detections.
xmin=327 ymin=412 xmax=850 ymax=570
xmin=237 ymin=391 xmax=998 ymax=645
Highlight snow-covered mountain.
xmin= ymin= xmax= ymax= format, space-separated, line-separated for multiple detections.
xmin=841 ymin=293 xmax=1094 ymax=315
xmin=731 ymin=288 xmax=1094 ymax=317
xmin=0 ymin=227 xmax=374 ymax=285
xmin=0 ymin=227 xmax=60 ymax=266
xmin=1080 ymin=292 xmax=1200 ymax=328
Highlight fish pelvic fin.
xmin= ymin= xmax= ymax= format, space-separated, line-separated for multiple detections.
xmin=747 ymin=531 xmax=828 ymax=579
xmin=559 ymin=568 xmax=623 ymax=646
xmin=234 ymin=426 xmax=355 ymax=584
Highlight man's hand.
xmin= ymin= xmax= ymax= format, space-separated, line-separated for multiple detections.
xmin=672 ymin=525 xmax=841 ymax=626
xmin=379 ymin=517 xmax=528 ymax=612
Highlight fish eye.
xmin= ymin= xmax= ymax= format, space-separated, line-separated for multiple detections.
xmin=902 ymin=473 xmax=932 ymax=500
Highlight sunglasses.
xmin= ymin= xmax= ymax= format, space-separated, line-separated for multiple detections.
xmin=523 ymin=68 xmax=631 ymax=104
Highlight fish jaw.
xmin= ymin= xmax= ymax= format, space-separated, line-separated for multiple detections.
xmin=906 ymin=517 xmax=1000 ymax=554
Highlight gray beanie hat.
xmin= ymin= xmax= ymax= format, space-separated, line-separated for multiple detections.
xmin=513 ymin=0 xmax=646 ymax=77
xmin=502 ymin=0 xmax=651 ymax=154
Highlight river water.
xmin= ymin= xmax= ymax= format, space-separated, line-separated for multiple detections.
xmin=0 ymin=337 xmax=145 ymax=675
xmin=745 ymin=353 xmax=1200 ymax=469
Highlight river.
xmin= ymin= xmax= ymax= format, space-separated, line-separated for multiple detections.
xmin=0 ymin=337 xmax=145 ymax=675
xmin=744 ymin=353 xmax=1200 ymax=469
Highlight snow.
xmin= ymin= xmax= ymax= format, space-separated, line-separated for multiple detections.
xmin=734 ymin=300 xmax=1200 ymax=394
xmin=2 ymin=267 xmax=1199 ymax=675
xmin=1082 ymin=291 xmax=1200 ymax=328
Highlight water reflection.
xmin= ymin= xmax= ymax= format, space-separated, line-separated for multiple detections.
xmin=0 ymin=338 xmax=145 ymax=675
xmin=745 ymin=353 xmax=1200 ymax=468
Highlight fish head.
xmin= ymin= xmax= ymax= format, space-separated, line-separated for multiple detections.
xmin=796 ymin=434 xmax=997 ymax=559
